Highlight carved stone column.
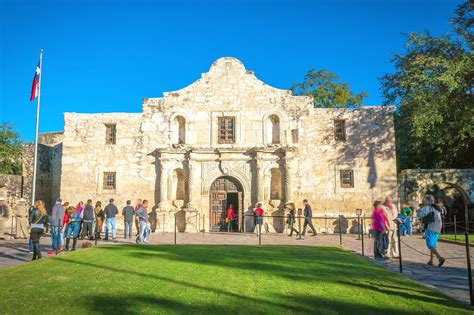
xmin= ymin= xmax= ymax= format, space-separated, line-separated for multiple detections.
xmin=186 ymin=160 xmax=197 ymax=210
xmin=283 ymin=157 xmax=293 ymax=203
xmin=256 ymin=153 xmax=265 ymax=206
xmin=158 ymin=162 xmax=169 ymax=209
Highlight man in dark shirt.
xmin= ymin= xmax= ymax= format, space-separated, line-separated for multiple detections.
xmin=302 ymin=199 xmax=317 ymax=237
xmin=122 ymin=200 xmax=135 ymax=239
xmin=81 ymin=199 xmax=96 ymax=240
xmin=104 ymin=199 xmax=118 ymax=240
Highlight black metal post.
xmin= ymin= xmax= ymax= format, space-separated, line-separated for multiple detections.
xmin=174 ymin=215 xmax=177 ymax=245
xmin=442 ymin=215 xmax=445 ymax=235
xmin=202 ymin=214 xmax=205 ymax=236
xmin=297 ymin=209 xmax=302 ymax=240
xmin=258 ymin=223 xmax=262 ymax=245
xmin=357 ymin=214 xmax=361 ymax=240
xmin=397 ymin=222 xmax=403 ymax=273
xmin=361 ymin=217 xmax=365 ymax=256
xmin=95 ymin=220 xmax=98 ymax=246
xmin=57 ymin=219 xmax=61 ymax=253
xmin=454 ymin=215 xmax=457 ymax=242
xmin=339 ymin=215 xmax=342 ymax=245
xmin=465 ymin=231 xmax=473 ymax=306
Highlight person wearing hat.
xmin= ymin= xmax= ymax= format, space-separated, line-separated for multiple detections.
xmin=14 ymin=198 xmax=29 ymax=239
xmin=0 ymin=197 xmax=9 ymax=240
xmin=50 ymin=198 xmax=65 ymax=253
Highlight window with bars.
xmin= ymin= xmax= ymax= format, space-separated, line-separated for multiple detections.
xmin=340 ymin=170 xmax=354 ymax=188
xmin=105 ymin=124 xmax=116 ymax=144
xmin=334 ymin=120 xmax=346 ymax=141
xmin=218 ymin=117 xmax=235 ymax=144
xmin=103 ymin=172 xmax=116 ymax=190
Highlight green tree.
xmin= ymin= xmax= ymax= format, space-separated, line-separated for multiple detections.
xmin=0 ymin=123 xmax=22 ymax=175
xmin=380 ymin=1 xmax=474 ymax=170
xmin=291 ymin=69 xmax=367 ymax=108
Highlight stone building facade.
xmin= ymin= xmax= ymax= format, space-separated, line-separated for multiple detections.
xmin=47 ymin=57 xmax=397 ymax=232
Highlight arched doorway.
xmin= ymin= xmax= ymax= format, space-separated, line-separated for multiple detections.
xmin=209 ymin=176 xmax=244 ymax=232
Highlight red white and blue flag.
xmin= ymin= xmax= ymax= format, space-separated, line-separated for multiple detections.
xmin=30 ymin=60 xmax=41 ymax=101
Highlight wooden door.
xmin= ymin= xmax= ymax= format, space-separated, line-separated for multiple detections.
xmin=210 ymin=191 xmax=226 ymax=228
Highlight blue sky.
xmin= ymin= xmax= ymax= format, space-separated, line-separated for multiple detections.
xmin=0 ymin=0 xmax=462 ymax=141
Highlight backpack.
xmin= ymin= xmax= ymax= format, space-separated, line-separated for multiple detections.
xmin=422 ymin=206 xmax=437 ymax=227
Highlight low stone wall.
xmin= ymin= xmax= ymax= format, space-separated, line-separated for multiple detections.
xmin=0 ymin=174 xmax=24 ymax=234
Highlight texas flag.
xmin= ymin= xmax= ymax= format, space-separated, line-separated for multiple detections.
xmin=30 ymin=60 xmax=41 ymax=101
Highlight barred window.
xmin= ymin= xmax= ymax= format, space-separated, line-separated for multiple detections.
xmin=340 ymin=170 xmax=354 ymax=188
xmin=218 ymin=117 xmax=235 ymax=144
xmin=103 ymin=172 xmax=116 ymax=190
xmin=334 ymin=120 xmax=346 ymax=141
xmin=105 ymin=124 xmax=116 ymax=144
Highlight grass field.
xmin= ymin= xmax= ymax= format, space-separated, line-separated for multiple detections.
xmin=439 ymin=234 xmax=474 ymax=244
xmin=0 ymin=245 xmax=471 ymax=314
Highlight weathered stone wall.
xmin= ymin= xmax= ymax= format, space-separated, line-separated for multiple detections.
xmin=57 ymin=57 xmax=398 ymax=231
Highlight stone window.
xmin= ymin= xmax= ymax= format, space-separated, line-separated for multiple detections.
xmin=334 ymin=120 xmax=346 ymax=141
xmin=265 ymin=115 xmax=280 ymax=144
xmin=270 ymin=168 xmax=282 ymax=199
xmin=103 ymin=172 xmax=116 ymax=190
xmin=291 ymin=129 xmax=298 ymax=143
xmin=172 ymin=116 xmax=186 ymax=144
xmin=105 ymin=124 xmax=116 ymax=144
xmin=218 ymin=117 xmax=235 ymax=144
xmin=340 ymin=170 xmax=354 ymax=188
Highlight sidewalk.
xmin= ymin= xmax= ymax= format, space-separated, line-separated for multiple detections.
xmin=1 ymin=232 xmax=472 ymax=305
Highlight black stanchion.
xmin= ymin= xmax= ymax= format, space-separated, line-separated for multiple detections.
xmin=465 ymin=231 xmax=473 ymax=306
xmin=397 ymin=222 xmax=403 ymax=273
xmin=94 ymin=220 xmax=98 ymax=246
xmin=174 ymin=216 xmax=177 ymax=245
xmin=357 ymin=214 xmax=361 ymax=240
xmin=258 ymin=224 xmax=261 ymax=245
xmin=454 ymin=215 xmax=457 ymax=242
xmin=202 ymin=214 xmax=205 ymax=236
xmin=297 ymin=209 xmax=302 ymax=240
xmin=57 ymin=219 xmax=61 ymax=253
xmin=361 ymin=217 xmax=365 ymax=256
xmin=339 ymin=215 xmax=342 ymax=246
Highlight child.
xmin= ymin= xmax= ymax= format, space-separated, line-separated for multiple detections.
xmin=372 ymin=200 xmax=389 ymax=259
xmin=401 ymin=204 xmax=414 ymax=236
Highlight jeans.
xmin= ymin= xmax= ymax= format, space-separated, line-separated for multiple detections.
xmin=50 ymin=226 xmax=62 ymax=251
xmin=124 ymin=221 xmax=133 ymax=238
xmin=302 ymin=218 xmax=316 ymax=236
xmin=227 ymin=219 xmax=233 ymax=232
xmin=137 ymin=220 xmax=148 ymax=244
xmin=66 ymin=223 xmax=81 ymax=239
xmin=105 ymin=218 xmax=116 ymax=239
xmin=28 ymin=238 xmax=34 ymax=252
xmin=82 ymin=221 xmax=93 ymax=239
xmin=404 ymin=217 xmax=412 ymax=236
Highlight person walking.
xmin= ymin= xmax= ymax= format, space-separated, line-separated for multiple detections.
xmin=0 ymin=197 xmax=10 ymax=240
xmin=383 ymin=196 xmax=399 ymax=258
xmin=286 ymin=208 xmax=299 ymax=237
xmin=81 ymin=199 xmax=96 ymax=240
xmin=255 ymin=204 xmax=264 ymax=236
xmin=122 ymin=200 xmax=135 ymax=239
xmin=226 ymin=204 xmax=235 ymax=232
xmin=50 ymin=198 xmax=65 ymax=253
xmin=417 ymin=194 xmax=445 ymax=267
xmin=302 ymin=199 xmax=317 ymax=237
xmin=76 ymin=201 xmax=84 ymax=239
xmin=134 ymin=199 xmax=142 ymax=236
xmin=104 ymin=199 xmax=118 ymax=240
xmin=371 ymin=200 xmax=389 ymax=259
xmin=94 ymin=201 xmax=105 ymax=240
xmin=401 ymin=204 xmax=414 ymax=236
xmin=64 ymin=206 xmax=81 ymax=251
xmin=14 ymin=198 xmax=29 ymax=239
xmin=136 ymin=199 xmax=149 ymax=244
xmin=29 ymin=200 xmax=48 ymax=260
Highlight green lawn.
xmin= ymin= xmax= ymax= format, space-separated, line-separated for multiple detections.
xmin=0 ymin=245 xmax=470 ymax=314
xmin=439 ymin=234 xmax=474 ymax=244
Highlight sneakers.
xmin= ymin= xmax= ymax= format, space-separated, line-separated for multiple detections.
xmin=438 ymin=258 xmax=446 ymax=267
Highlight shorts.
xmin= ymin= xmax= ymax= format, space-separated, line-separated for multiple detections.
xmin=425 ymin=229 xmax=439 ymax=250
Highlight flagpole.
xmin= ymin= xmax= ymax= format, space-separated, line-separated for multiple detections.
xmin=31 ymin=49 xmax=43 ymax=206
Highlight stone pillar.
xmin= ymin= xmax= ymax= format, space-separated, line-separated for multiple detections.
xmin=159 ymin=162 xmax=169 ymax=209
xmin=256 ymin=154 xmax=265 ymax=206
xmin=186 ymin=160 xmax=197 ymax=210
xmin=284 ymin=157 xmax=293 ymax=203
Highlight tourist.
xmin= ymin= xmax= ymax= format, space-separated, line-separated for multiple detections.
xmin=29 ymin=200 xmax=48 ymax=260
xmin=94 ymin=201 xmax=105 ymax=240
xmin=255 ymin=203 xmax=264 ymax=236
xmin=383 ymin=196 xmax=399 ymax=258
xmin=134 ymin=198 xmax=142 ymax=236
xmin=302 ymin=199 xmax=317 ymax=237
xmin=76 ymin=201 xmax=84 ymax=239
xmin=122 ymin=200 xmax=135 ymax=239
xmin=401 ymin=204 xmax=414 ymax=236
xmin=136 ymin=199 xmax=149 ymax=244
xmin=61 ymin=202 xmax=69 ymax=247
xmin=286 ymin=208 xmax=299 ymax=237
xmin=14 ymin=198 xmax=28 ymax=239
xmin=64 ymin=206 xmax=81 ymax=251
xmin=50 ymin=198 xmax=65 ymax=253
xmin=371 ymin=200 xmax=389 ymax=259
xmin=104 ymin=199 xmax=118 ymax=240
xmin=28 ymin=205 xmax=35 ymax=253
xmin=81 ymin=199 xmax=96 ymax=240
xmin=416 ymin=194 xmax=445 ymax=267
xmin=0 ymin=197 xmax=9 ymax=240
xmin=226 ymin=204 xmax=235 ymax=232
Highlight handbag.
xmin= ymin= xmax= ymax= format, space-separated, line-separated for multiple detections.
xmin=422 ymin=206 xmax=436 ymax=226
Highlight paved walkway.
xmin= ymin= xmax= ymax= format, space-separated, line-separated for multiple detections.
xmin=1 ymin=232 xmax=472 ymax=305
